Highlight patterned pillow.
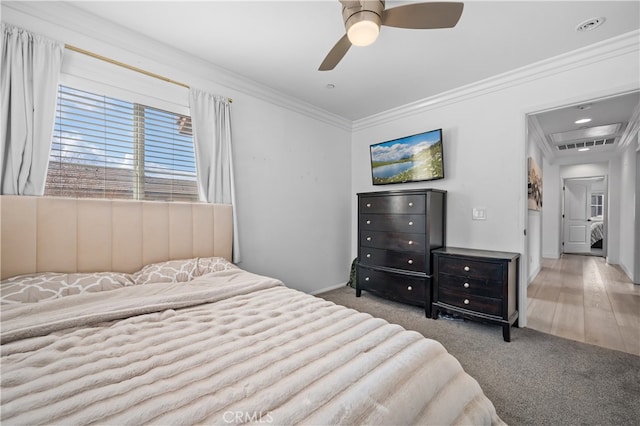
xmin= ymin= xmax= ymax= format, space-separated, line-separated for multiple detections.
xmin=0 ymin=272 xmax=134 ymax=304
xmin=1 ymin=257 xmax=237 ymax=304
xmin=131 ymin=257 xmax=237 ymax=285
xmin=196 ymin=257 xmax=238 ymax=275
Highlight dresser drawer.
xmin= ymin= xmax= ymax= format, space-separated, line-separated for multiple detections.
xmin=360 ymin=214 xmax=425 ymax=233
xmin=360 ymin=230 xmax=426 ymax=252
xmin=359 ymin=194 xmax=425 ymax=214
xmin=360 ymin=247 xmax=425 ymax=272
xmin=437 ymin=273 xmax=502 ymax=298
xmin=357 ymin=266 xmax=425 ymax=305
xmin=438 ymin=286 xmax=502 ymax=317
xmin=437 ymin=257 xmax=503 ymax=281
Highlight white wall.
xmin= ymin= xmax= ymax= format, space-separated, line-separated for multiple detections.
xmin=607 ymin=160 xmax=623 ymax=264
xmin=2 ymin=3 xmax=353 ymax=294
xmin=351 ymin=90 xmax=527 ymax=254
xmin=619 ymin=141 xmax=639 ymax=282
xmin=231 ymin=96 xmax=352 ymax=293
xmin=350 ymin=34 xmax=639 ymax=325
xmin=542 ymin=159 xmax=562 ymax=258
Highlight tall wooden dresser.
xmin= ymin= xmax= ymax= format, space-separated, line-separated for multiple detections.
xmin=356 ymin=189 xmax=446 ymax=317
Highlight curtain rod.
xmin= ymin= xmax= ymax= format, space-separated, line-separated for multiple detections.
xmin=64 ymin=44 xmax=233 ymax=103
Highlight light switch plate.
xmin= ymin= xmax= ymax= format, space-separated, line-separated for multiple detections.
xmin=472 ymin=208 xmax=487 ymax=220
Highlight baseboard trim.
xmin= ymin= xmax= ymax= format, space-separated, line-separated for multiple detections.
xmin=310 ymin=282 xmax=349 ymax=296
xmin=542 ymin=253 xmax=560 ymax=259
xmin=528 ymin=265 xmax=542 ymax=285
xmin=617 ymin=261 xmax=635 ymax=284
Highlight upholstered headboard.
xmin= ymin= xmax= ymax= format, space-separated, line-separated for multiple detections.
xmin=0 ymin=196 xmax=233 ymax=280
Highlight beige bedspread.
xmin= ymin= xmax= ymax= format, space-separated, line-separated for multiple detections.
xmin=1 ymin=268 xmax=504 ymax=425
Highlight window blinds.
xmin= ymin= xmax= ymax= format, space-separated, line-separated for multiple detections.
xmin=45 ymin=85 xmax=198 ymax=201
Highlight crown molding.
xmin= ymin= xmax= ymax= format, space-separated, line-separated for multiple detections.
xmin=617 ymin=99 xmax=640 ymax=151
xmin=353 ymin=30 xmax=640 ymax=132
xmin=2 ymin=1 xmax=352 ymax=131
xmin=528 ymin=115 xmax=556 ymax=164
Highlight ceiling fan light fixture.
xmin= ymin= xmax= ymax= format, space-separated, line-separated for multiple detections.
xmin=321 ymin=0 xmax=463 ymax=71
xmin=346 ymin=11 xmax=381 ymax=46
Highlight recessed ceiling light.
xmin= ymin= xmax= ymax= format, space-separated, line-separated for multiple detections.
xmin=575 ymin=118 xmax=592 ymax=124
xmin=576 ymin=17 xmax=605 ymax=32
xmin=578 ymin=148 xmax=590 ymax=152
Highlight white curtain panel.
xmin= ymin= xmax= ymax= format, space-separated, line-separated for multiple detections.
xmin=1 ymin=24 xmax=63 ymax=195
xmin=189 ymin=88 xmax=240 ymax=263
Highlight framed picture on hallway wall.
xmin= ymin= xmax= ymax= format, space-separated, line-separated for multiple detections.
xmin=528 ymin=157 xmax=542 ymax=211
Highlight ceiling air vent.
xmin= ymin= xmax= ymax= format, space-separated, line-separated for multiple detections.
xmin=550 ymin=123 xmax=622 ymax=144
xmin=556 ymin=138 xmax=615 ymax=151
xmin=576 ymin=17 xmax=605 ymax=32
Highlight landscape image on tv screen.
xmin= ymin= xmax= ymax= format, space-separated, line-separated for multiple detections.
xmin=370 ymin=128 xmax=444 ymax=185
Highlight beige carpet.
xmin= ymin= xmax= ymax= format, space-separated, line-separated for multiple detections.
xmin=317 ymin=286 xmax=640 ymax=426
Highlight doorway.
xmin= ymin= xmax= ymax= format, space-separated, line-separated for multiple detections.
xmin=523 ymin=90 xmax=639 ymax=331
xmin=562 ymin=176 xmax=607 ymax=257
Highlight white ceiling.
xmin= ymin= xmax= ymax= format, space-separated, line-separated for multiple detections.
xmin=60 ymin=0 xmax=639 ymax=121
xmin=6 ymin=1 xmax=640 ymax=161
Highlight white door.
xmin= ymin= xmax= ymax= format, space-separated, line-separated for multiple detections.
xmin=563 ymin=180 xmax=591 ymax=253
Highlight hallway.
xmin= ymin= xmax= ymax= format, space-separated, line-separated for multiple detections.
xmin=527 ymin=254 xmax=639 ymax=356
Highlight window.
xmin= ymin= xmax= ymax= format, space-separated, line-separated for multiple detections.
xmin=591 ymin=193 xmax=604 ymax=218
xmin=45 ymin=85 xmax=198 ymax=201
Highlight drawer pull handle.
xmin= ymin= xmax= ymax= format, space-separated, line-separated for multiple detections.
xmin=408 ymin=221 xmax=414 ymax=226
xmin=366 ymin=253 xmax=371 ymax=258
xmin=464 ymin=266 xmax=470 ymax=272
xmin=366 ymin=220 xmax=371 ymax=224
xmin=366 ymin=236 xmax=372 ymax=241
xmin=407 ymin=286 xmax=413 ymax=291
xmin=464 ymin=282 xmax=470 ymax=288
xmin=408 ymin=202 xmax=414 ymax=207
xmin=464 ymin=299 xmax=470 ymax=305
xmin=366 ymin=203 xmax=371 ymax=208
xmin=408 ymin=240 xmax=413 ymax=245
xmin=407 ymin=259 xmax=413 ymax=265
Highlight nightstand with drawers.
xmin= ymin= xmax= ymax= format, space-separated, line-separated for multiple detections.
xmin=356 ymin=189 xmax=446 ymax=318
xmin=432 ymin=247 xmax=520 ymax=341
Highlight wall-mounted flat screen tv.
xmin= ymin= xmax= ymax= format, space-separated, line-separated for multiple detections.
xmin=370 ymin=128 xmax=444 ymax=185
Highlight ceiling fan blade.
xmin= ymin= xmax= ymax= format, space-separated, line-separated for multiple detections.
xmin=382 ymin=2 xmax=464 ymax=29
xmin=319 ymin=34 xmax=352 ymax=71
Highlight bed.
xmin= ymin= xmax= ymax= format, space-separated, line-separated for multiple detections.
xmin=1 ymin=196 xmax=504 ymax=425
xmin=590 ymin=221 xmax=604 ymax=249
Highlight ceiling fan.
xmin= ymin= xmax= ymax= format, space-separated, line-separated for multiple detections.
xmin=319 ymin=0 xmax=464 ymax=71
